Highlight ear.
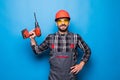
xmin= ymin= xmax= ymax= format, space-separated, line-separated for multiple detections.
xmin=68 ymin=22 xmax=70 ymax=25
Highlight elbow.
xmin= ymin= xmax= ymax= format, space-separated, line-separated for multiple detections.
xmin=88 ymin=47 xmax=91 ymax=56
xmin=31 ymin=45 xmax=41 ymax=55
xmin=33 ymin=50 xmax=39 ymax=55
xmin=33 ymin=49 xmax=42 ymax=55
xmin=87 ymin=47 xmax=91 ymax=59
xmin=86 ymin=47 xmax=91 ymax=62
xmin=83 ymin=47 xmax=91 ymax=63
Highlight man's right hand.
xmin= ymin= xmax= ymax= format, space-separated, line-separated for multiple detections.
xmin=29 ymin=29 xmax=36 ymax=39
xmin=29 ymin=30 xmax=37 ymax=46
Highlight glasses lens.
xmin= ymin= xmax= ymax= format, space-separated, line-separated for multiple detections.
xmin=57 ymin=19 xmax=69 ymax=25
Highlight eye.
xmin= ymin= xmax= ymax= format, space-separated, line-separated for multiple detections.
xmin=64 ymin=19 xmax=69 ymax=22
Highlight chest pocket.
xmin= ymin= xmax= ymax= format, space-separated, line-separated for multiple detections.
xmin=69 ymin=34 xmax=77 ymax=52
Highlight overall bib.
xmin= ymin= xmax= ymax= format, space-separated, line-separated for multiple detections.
xmin=49 ymin=34 xmax=77 ymax=80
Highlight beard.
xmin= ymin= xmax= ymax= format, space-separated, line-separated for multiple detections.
xmin=58 ymin=24 xmax=68 ymax=32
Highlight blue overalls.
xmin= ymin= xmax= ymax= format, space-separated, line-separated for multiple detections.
xmin=49 ymin=34 xmax=78 ymax=80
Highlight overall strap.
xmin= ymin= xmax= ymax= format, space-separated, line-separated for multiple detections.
xmin=74 ymin=34 xmax=77 ymax=45
xmin=70 ymin=33 xmax=77 ymax=51
xmin=54 ymin=34 xmax=58 ymax=52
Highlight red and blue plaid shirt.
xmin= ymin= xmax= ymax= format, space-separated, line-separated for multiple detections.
xmin=31 ymin=32 xmax=91 ymax=63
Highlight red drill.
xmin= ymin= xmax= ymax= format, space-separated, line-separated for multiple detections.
xmin=21 ymin=12 xmax=41 ymax=39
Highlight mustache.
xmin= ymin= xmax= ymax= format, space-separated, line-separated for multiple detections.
xmin=60 ymin=24 xmax=66 ymax=27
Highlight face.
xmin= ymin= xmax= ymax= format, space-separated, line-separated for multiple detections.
xmin=56 ymin=18 xmax=70 ymax=32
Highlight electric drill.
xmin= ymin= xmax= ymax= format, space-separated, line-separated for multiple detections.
xmin=21 ymin=12 xmax=41 ymax=39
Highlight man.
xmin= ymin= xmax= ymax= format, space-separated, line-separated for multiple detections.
xmin=30 ymin=10 xmax=91 ymax=80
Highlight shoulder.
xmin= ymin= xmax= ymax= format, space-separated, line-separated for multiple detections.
xmin=46 ymin=33 xmax=56 ymax=38
xmin=68 ymin=32 xmax=80 ymax=37
xmin=69 ymin=32 xmax=83 ymax=40
xmin=68 ymin=32 xmax=75 ymax=35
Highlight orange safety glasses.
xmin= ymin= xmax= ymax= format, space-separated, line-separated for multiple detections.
xmin=56 ymin=18 xmax=69 ymax=25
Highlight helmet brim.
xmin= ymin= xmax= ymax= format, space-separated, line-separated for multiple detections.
xmin=55 ymin=17 xmax=70 ymax=22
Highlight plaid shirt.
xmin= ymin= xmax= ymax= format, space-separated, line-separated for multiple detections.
xmin=31 ymin=32 xmax=91 ymax=63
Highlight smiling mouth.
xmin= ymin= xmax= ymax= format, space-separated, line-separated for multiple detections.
xmin=60 ymin=24 xmax=66 ymax=27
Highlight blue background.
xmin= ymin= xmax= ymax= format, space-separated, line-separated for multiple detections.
xmin=0 ymin=0 xmax=120 ymax=80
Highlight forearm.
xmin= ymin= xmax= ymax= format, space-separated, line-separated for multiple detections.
xmin=30 ymin=37 xmax=49 ymax=55
xmin=30 ymin=38 xmax=37 ymax=46
xmin=30 ymin=38 xmax=39 ymax=55
xmin=79 ymin=61 xmax=85 ymax=66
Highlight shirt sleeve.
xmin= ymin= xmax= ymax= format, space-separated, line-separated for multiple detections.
xmin=31 ymin=35 xmax=50 ymax=55
xmin=77 ymin=34 xmax=91 ymax=63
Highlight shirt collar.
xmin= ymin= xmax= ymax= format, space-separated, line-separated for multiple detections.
xmin=56 ymin=31 xmax=70 ymax=36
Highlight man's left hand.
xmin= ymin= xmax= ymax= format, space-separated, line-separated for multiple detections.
xmin=70 ymin=61 xmax=85 ymax=74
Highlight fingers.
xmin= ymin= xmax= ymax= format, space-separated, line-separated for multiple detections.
xmin=70 ymin=66 xmax=75 ymax=69
xmin=70 ymin=66 xmax=78 ymax=74
xmin=70 ymin=68 xmax=76 ymax=74
xmin=70 ymin=65 xmax=82 ymax=74
xmin=70 ymin=68 xmax=79 ymax=74
xmin=75 ymin=70 xmax=79 ymax=74
xmin=29 ymin=30 xmax=36 ymax=39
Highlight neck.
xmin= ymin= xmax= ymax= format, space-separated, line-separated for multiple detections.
xmin=58 ymin=31 xmax=68 ymax=35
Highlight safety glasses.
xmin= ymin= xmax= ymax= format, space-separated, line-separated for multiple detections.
xmin=56 ymin=18 xmax=69 ymax=25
